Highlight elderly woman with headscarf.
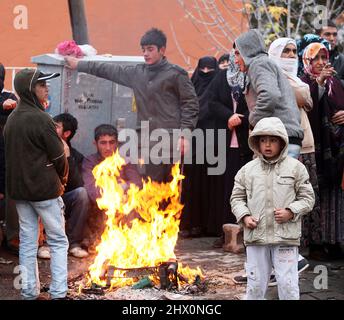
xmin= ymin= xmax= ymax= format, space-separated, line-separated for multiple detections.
xmin=268 ymin=38 xmax=322 ymax=253
xmin=300 ymin=41 xmax=344 ymax=259
xmin=205 ymin=52 xmax=252 ymax=247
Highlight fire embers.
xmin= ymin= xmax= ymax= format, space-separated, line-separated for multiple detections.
xmin=81 ymin=259 xmax=207 ymax=295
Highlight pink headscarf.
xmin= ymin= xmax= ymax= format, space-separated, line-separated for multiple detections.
xmin=302 ymin=43 xmax=329 ymax=78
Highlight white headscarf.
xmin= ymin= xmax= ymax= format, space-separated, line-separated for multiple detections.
xmin=268 ymin=37 xmax=305 ymax=86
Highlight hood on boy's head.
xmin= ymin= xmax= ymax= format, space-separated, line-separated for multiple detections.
xmin=14 ymin=68 xmax=59 ymax=110
xmin=248 ymin=117 xmax=289 ymax=161
xmin=14 ymin=68 xmax=39 ymax=97
xmin=234 ymin=29 xmax=267 ymax=67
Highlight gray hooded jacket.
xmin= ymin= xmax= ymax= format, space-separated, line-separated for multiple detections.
xmin=230 ymin=117 xmax=314 ymax=246
xmin=235 ymin=29 xmax=304 ymax=144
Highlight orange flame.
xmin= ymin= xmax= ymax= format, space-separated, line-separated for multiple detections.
xmin=88 ymin=151 xmax=203 ymax=288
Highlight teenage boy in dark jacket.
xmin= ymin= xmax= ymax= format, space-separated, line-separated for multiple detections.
xmin=4 ymin=69 xmax=69 ymax=300
xmin=65 ymin=28 xmax=199 ymax=182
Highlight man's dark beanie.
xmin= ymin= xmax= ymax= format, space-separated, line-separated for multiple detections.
xmin=140 ymin=28 xmax=167 ymax=49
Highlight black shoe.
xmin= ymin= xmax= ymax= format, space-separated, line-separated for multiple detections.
xmin=233 ymin=274 xmax=276 ymax=286
xmin=298 ymin=258 xmax=310 ymax=273
xmin=233 ymin=274 xmax=247 ymax=284
xmin=268 ymin=274 xmax=277 ymax=287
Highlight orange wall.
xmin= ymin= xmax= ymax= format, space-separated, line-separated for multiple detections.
xmin=0 ymin=0 xmax=71 ymax=66
xmin=0 ymin=0 xmax=247 ymax=88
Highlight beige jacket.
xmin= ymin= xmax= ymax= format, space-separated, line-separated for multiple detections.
xmin=287 ymin=76 xmax=315 ymax=154
xmin=230 ymin=117 xmax=315 ymax=246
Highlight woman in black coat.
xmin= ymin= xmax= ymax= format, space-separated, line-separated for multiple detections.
xmin=180 ymin=56 xmax=219 ymax=238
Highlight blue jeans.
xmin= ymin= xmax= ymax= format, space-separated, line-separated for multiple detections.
xmin=62 ymin=187 xmax=89 ymax=248
xmin=15 ymin=197 xmax=68 ymax=300
xmin=287 ymin=144 xmax=301 ymax=159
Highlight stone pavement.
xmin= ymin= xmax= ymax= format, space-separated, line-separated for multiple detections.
xmin=0 ymin=237 xmax=343 ymax=300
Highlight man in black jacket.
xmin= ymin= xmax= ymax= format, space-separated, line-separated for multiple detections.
xmin=52 ymin=113 xmax=89 ymax=258
xmin=317 ymin=20 xmax=344 ymax=87
xmin=4 ymin=69 xmax=69 ymax=300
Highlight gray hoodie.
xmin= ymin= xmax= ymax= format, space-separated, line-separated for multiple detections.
xmin=235 ymin=29 xmax=304 ymax=144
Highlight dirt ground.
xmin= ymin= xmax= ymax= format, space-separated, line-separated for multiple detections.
xmin=1 ymin=237 xmax=344 ymax=300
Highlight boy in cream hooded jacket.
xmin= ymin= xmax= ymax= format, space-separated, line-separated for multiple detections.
xmin=230 ymin=117 xmax=315 ymax=300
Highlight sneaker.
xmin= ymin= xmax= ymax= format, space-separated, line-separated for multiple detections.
xmin=268 ymin=274 xmax=277 ymax=287
xmin=233 ymin=273 xmax=277 ymax=286
xmin=69 ymin=246 xmax=89 ymax=258
xmin=37 ymin=246 xmax=50 ymax=259
xmin=298 ymin=258 xmax=310 ymax=273
xmin=232 ymin=274 xmax=247 ymax=284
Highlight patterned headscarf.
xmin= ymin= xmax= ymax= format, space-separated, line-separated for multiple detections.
xmin=296 ymin=34 xmax=330 ymax=76
xmin=302 ymin=42 xmax=329 ymax=78
xmin=226 ymin=51 xmax=246 ymax=102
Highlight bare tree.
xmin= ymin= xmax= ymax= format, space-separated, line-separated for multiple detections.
xmin=175 ymin=0 xmax=344 ymax=68
xmin=240 ymin=0 xmax=344 ymax=42
xmin=175 ymin=0 xmax=249 ymax=69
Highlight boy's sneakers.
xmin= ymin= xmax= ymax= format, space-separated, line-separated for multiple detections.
xmin=233 ymin=274 xmax=277 ymax=286
xmin=267 ymin=275 xmax=277 ymax=287
xmin=37 ymin=246 xmax=50 ymax=259
xmin=69 ymin=246 xmax=89 ymax=258
xmin=232 ymin=274 xmax=248 ymax=284
xmin=233 ymin=258 xmax=309 ymax=287
xmin=298 ymin=258 xmax=310 ymax=273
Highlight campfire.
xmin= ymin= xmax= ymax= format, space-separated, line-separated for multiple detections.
xmin=84 ymin=151 xmax=204 ymax=292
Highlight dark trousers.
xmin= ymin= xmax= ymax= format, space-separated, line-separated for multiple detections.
xmin=63 ymin=187 xmax=89 ymax=248
xmin=5 ymin=196 xmax=19 ymax=243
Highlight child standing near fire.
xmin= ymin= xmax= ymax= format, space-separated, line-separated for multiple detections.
xmin=230 ymin=117 xmax=315 ymax=300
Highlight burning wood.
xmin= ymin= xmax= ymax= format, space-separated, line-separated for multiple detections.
xmin=83 ymin=151 xmax=204 ymax=291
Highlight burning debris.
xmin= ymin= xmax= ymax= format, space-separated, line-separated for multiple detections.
xmin=79 ymin=152 xmax=205 ymax=296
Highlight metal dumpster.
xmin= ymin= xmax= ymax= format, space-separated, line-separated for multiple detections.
xmin=31 ymin=53 xmax=144 ymax=156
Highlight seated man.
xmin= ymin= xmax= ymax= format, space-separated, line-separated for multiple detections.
xmin=82 ymin=124 xmax=143 ymax=246
xmin=38 ymin=113 xmax=89 ymax=259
